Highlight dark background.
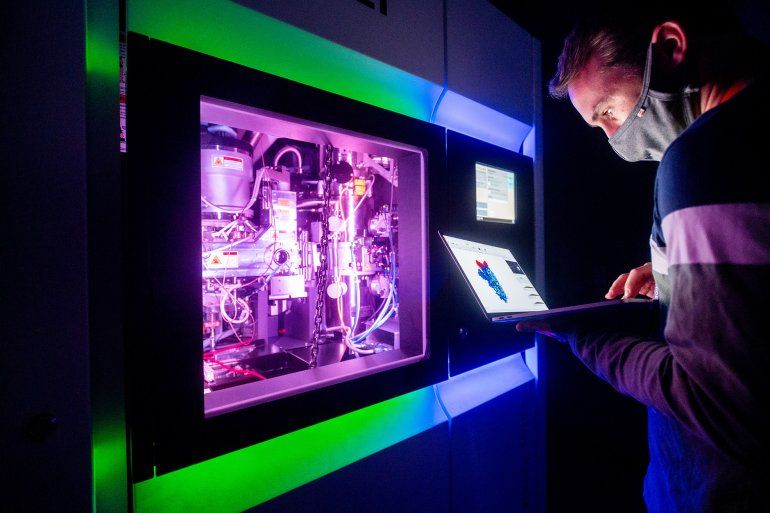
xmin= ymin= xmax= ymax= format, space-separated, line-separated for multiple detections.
xmin=490 ymin=1 xmax=770 ymax=512
xmin=3 ymin=0 xmax=768 ymax=510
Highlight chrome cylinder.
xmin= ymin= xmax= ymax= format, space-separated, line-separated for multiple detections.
xmin=201 ymin=132 xmax=253 ymax=213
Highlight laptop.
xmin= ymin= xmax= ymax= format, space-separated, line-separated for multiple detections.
xmin=440 ymin=232 xmax=651 ymax=323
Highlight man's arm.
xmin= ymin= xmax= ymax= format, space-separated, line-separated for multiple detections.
xmin=564 ymin=328 xmax=745 ymax=457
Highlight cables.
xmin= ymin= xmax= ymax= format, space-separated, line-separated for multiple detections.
xmin=273 ymin=146 xmax=303 ymax=170
xmin=350 ymin=284 xmax=395 ymax=344
xmin=204 ymin=355 xmax=266 ymax=381
xmin=243 ymin=166 xmax=266 ymax=213
xmin=350 ymin=166 xmax=398 ymax=344
xmin=204 ymin=314 xmax=257 ymax=356
xmin=333 ymin=241 xmax=375 ymax=355
xmin=344 ymin=252 xmax=373 ymax=355
xmin=219 ymin=286 xmax=251 ymax=324
xmin=348 ymin=245 xmax=361 ymax=334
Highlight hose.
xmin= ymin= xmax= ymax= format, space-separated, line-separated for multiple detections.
xmin=273 ymin=146 xmax=303 ymax=170
xmin=219 ymin=288 xmax=250 ymax=324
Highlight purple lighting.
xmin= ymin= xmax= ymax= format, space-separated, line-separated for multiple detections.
xmin=433 ymin=89 xmax=533 ymax=151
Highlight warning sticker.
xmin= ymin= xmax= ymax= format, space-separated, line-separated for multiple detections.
xmin=207 ymin=250 xmax=239 ymax=269
xmin=354 ymin=178 xmax=367 ymax=196
xmin=211 ymin=155 xmax=244 ymax=171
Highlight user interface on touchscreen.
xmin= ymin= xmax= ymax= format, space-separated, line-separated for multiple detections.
xmin=475 ymin=162 xmax=515 ymax=224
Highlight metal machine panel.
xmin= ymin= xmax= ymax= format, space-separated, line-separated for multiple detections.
xmin=235 ymin=0 xmax=445 ymax=85
xmin=125 ymin=34 xmax=447 ymax=478
xmin=446 ymin=0 xmax=534 ymax=124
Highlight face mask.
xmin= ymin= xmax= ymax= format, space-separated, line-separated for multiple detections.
xmin=609 ymin=45 xmax=699 ymax=162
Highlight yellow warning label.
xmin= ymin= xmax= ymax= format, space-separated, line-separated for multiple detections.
xmin=354 ymin=178 xmax=367 ymax=196
xmin=207 ymin=250 xmax=238 ymax=269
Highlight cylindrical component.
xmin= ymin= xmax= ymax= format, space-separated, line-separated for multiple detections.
xmin=201 ymin=131 xmax=254 ymax=213
xmin=342 ymin=274 xmax=359 ymax=328
xmin=342 ymin=179 xmax=368 ymax=241
xmin=335 ymin=241 xmax=354 ymax=272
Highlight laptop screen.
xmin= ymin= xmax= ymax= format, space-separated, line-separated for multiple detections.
xmin=442 ymin=234 xmax=547 ymax=314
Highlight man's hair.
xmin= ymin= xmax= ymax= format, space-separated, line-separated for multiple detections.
xmin=548 ymin=8 xmax=758 ymax=100
xmin=548 ymin=18 xmax=651 ymax=99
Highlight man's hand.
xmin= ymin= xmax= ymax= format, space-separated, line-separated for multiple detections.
xmin=605 ymin=262 xmax=655 ymax=299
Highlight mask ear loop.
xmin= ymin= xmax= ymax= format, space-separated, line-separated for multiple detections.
xmin=609 ymin=44 xmax=654 ymax=146
xmin=640 ymin=43 xmax=654 ymax=97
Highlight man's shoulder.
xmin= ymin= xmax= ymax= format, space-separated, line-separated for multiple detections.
xmin=656 ymin=81 xmax=769 ymax=217
xmin=655 ymin=124 xmax=718 ymax=218
xmin=658 ymin=106 xmax=724 ymax=175
xmin=660 ymin=78 xmax=768 ymax=171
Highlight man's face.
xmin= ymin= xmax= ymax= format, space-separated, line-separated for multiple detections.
xmin=567 ymin=55 xmax=643 ymax=138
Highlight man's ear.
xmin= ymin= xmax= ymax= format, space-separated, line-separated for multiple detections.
xmin=651 ymin=21 xmax=688 ymax=68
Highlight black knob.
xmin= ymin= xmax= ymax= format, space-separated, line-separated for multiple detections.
xmin=25 ymin=413 xmax=59 ymax=442
xmin=330 ymin=161 xmax=354 ymax=183
xmin=274 ymin=249 xmax=290 ymax=265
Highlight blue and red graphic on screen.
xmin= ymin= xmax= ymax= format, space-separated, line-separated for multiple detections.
xmin=476 ymin=260 xmax=508 ymax=302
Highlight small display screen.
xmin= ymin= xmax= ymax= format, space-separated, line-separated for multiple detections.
xmin=475 ymin=162 xmax=515 ymax=224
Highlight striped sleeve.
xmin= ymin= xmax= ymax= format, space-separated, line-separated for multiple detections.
xmin=569 ymin=130 xmax=770 ymax=462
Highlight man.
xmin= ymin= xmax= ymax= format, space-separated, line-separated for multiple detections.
xmin=519 ymin=11 xmax=770 ymax=512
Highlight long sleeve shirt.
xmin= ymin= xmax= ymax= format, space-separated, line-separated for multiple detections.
xmin=568 ymin=77 xmax=770 ymax=512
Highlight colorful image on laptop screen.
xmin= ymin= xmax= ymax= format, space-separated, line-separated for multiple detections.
xmin=442 ymin=235 xmax=547 ymax=314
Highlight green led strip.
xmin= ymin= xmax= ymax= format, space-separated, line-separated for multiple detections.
xmin=92 ymin=420 xmax=128 ymax=512
xmin=87 ymin=0 xmax=129 ymax=511
xmin=133 ymin=386 xmax=446 ymax=513
xmin=127 ymin=0 xmax=443 ymax=121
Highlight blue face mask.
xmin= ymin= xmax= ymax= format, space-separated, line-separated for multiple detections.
xmin=609 ymin=45 xmax=699 ymax=162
